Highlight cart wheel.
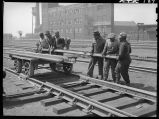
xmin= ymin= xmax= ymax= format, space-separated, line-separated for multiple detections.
xmin=49 ymin=63 xmax=57 ymax=72
xmin=63 ymin=63 xmax=73 ymax=74
xmin=14 ymin=59 xmax=22 ymax=73
xmin=23 ymin=62 xmax=30 ymax=76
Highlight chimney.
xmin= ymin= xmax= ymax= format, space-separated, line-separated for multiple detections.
xmin=35 ymin=3 xmax=40 ymax=30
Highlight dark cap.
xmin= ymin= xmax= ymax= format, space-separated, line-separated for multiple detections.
xmin=55 ymin=31 xmax=59 ymax=35
xmin=45 ymin=31 xmax=50 ymax=35
xmin=93 ymin=31 xmax=100 ymax=36
xmin=39 ymin=32 xmax=44 ymax=36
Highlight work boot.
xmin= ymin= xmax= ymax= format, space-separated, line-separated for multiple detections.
xmin=125 ymin=82 xmax=130 ymax=86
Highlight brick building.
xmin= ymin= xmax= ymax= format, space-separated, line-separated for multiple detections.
xmin=39 ymin=3 xmax=114 ymax=39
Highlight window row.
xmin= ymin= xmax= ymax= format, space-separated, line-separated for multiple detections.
xmin=49 ymin=18 xmax=83 ymax=26
xmin=48 ymin=28 xmax=83 ymax=34
xmin=49 ymin=8 xmax=81 ymax=17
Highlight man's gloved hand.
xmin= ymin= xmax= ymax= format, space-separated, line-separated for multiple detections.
xmin=116 ymin=56 xmax=119 ymax=60
xmin=101 ymin=52 xmax=106 ymax=57
xmin=90 ymin=52 xmax=94 ymax=57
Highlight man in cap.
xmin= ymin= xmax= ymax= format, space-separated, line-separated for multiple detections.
xmin=102 ymin=33 xmax=119 ymax=82
xmin=115 ymin=32 xmax=132 ymax=86
xmin=52 ymin=31 xmax=65 ymax=55
xmin=44 ymin=30 xmax=56 ymax=54
xmin=87 ymin=31 xmax=106 ymax=79
xmin=65 ymin=37 xmax=71 ymax=50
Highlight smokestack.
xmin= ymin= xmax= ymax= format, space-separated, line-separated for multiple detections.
xmin=35 ymin=3 xmax=40 ymax=29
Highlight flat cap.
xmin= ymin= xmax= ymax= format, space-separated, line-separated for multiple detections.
xmin=45 ymin=31 xmax=50 ymax=35
xmin=119 ymin=32 xmax=127 ymax=38
xmin=93 ymin=31 xmax=100 ymax=36
xmin=107 ymin=33 xmax=116 ymax=39
xmin=55 ymin=31 xmax=59 ymax=35
xmin=39 ymin=32 xmax=44 ymax=36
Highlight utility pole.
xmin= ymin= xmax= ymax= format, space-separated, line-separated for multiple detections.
xmin=111 ymin=3 xmax=114 ymax=33
xmin=137 ymin=23 xmax=144 ymax=42
xmin=32 ymin=13 xmax=33 ymax=37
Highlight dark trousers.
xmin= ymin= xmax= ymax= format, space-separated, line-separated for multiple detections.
xmin=103 ymin=59 xmax=117 ymax=81
xmin=115 ymin=61 xmax=131 ymax=84
xmin=87 ymin=57 xmax=103 ymax=78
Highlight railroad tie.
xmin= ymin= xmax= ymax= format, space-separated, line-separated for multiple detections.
xmin=41 ymin=97 xmax=63 ymax=107
xmin=3 ymin=93 xmax=53 ymax=107
xmin=52 ymin=102 xmax=78 ymax=114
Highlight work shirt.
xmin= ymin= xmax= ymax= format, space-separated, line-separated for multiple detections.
xmin=53 ymin=36 xmax=65 ymax=49
xmin=40 ymin=38 xmax=49 ymax=49
xmin=102 ymin=39 xmax=119 ymax=55
xmin=91 ymin=37 xmax=106 ymax=53
xmin=118 ymin=41 xmax=131 ymax=62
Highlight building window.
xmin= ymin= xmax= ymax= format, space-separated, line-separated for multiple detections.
xmin=66 ymin=29 xmax=68 ymax=33
xmin=79 ymin=28 xmax=82 ymax=33
xmin=75 ymin=28 xmax=78 ymax=33
xmin=61 ymin=29 xmax=63 ymax=33
xmin=70 ymin=28 xmax=72 ymax=33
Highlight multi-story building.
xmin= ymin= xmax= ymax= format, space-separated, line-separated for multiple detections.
xmin=39 ymin=3 xmax=114 ymax=39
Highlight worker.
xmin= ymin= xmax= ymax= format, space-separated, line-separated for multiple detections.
xmin=53 ymin=31 xmax=65 ymax=55
xmin=102 ymin=33 xmax=119 ymax=82
xmin=35 ymin=32 xmax=45 ymax=53
xmin=44 ymin=31 xmax=56 ymax=54
xmin=115 ymin=32 xmax=132 ymax=86
xmin=87 ymin=31 xmax=106 ymax=80
xmin=65 ymin=37 xmax=71 ymax=50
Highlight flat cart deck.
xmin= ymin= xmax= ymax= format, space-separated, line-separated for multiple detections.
xmin=7 ymin=50 xmax=77 ymax=77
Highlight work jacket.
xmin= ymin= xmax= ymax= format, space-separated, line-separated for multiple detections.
xmin=118 ymin=41 xmax=131 ymax=63
xmin=91 ymin=37 xmax=106 ymax=54
xmin=102 ymin=39 xmax=119 ymax=55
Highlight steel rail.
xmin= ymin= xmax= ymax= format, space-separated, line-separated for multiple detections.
xmin=54 ymin=49 xmax=157 ymax=62
xmin=3 ymin=67 xmax=136 ymax=117
xmin=3 ymin=47 xmax=157 ymax=62
xmin=3 ymin=50 xmax=156 ymax=73
xmin=4 ymin=50 xmax=66 ymax=63
xmin=78 ymin=74 xmax=156 ymax=103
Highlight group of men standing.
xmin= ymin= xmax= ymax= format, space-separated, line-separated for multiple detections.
xmin=36 ymin=31 xmax=71 ymax=54
xmin=87 ymin=31 xmax=132 ymax=86
xmin=36 ymin=30 xmax=131 ymax=86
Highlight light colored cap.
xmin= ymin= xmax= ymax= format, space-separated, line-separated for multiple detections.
xmin=107 ymin=33 xmax=116 ymax=39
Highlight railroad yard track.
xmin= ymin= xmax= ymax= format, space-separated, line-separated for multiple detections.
xmin=3 ymin=67 xmax=157 ymax=117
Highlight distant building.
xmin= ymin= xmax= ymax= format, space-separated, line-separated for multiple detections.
xmin=3 ymin=33 xmax=13 ymax=40
xmin=145 ymin=27 xmax=157 ymax=41
xmin=36 ymin=3 xmax=114 ymax=39
xmin=114 ymin=21 xmax=137 ymax=34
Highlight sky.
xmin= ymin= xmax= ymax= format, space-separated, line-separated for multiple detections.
xmin=3 ymin=2 xmax=157 ymax=37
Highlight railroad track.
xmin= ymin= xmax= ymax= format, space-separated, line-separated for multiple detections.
xmin=3 ymin=67 xmax=157 ymax=117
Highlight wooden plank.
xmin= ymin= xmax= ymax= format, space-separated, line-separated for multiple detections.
xmin=6 ymin=50 xmax=65 ymax=63
xmin=70 ymin=85 xmax=96 ymax=92
xmin=3 ymin=89 xmax=42 ymax=99
xmin=52 ymin=102 xmax=78 ymax=114
xmin=41 ymin=98 xmax=63 ymax=106
xmin=4 ymin=93 xmax=53 ymax=107
xmin=104 ymin=96 xmax=138 ymax=109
